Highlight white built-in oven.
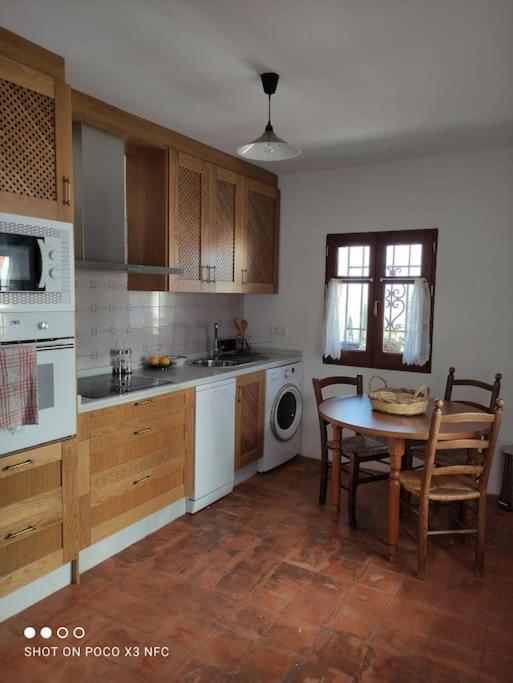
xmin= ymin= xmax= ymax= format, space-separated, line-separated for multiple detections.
xmin=0 ymin=212 xmax=73 ymax=311
xmin=0 ymin=306 xmax=77 ymax=456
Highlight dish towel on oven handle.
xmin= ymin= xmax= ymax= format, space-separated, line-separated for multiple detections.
xmin=0 ymin=344 xmax=38 ymax=430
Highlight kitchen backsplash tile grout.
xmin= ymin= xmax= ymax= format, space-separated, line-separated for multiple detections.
xmin=75 ymin=269 xmax=243 ymax=369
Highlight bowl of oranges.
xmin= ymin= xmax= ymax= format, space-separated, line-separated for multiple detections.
xmin=146 ymin=355 xmax=172 ymax=370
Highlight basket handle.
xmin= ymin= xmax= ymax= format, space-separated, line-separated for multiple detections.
xmin=369 ymin=376 xmax=387 ymax=392
xmin=414 ymin=384 xmax=430 ymax=398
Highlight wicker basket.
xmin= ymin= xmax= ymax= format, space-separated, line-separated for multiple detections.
xmin=368 ymin=376 xmax=430 ymax=416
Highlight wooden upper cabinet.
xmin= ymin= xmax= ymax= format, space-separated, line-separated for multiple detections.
xmin=235 ymin=371 xmax=265 ymax=470
xmin=209 ymin=167 xmax=244 ymax=293
xmin=169 ymin=150 xmax=212 ymax=292
xmin=242 ymin=179 xmax=280 ymax=293
xmin=0 ymin=53 xmax=73 ymax=222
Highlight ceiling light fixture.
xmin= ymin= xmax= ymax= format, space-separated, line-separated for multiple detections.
xmin=237 ymin=72 xmax=301 ymax=162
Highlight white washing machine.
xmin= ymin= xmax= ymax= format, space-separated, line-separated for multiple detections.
xmin=258 ymin=362 xmax=303 ymax=472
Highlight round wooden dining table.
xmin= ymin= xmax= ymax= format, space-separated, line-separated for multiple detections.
xmin=319 ymin=394 xmax=489 ymax=562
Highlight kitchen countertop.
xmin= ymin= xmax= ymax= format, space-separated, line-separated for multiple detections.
xmin=77 ymin=350 xmax=302 ymax=413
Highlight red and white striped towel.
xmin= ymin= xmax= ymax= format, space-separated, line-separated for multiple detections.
xmin=0 ymin=345 xmax=38 ymax=430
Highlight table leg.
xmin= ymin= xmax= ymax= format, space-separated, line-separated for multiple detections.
xmin=331 ymin=425 xmax=342 ymax=521
xmin=387 ymin=438 xmax=405 ymax=563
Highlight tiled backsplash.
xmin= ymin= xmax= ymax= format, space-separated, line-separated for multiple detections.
xmin=76 ymin=269 xmax=243 ymax=370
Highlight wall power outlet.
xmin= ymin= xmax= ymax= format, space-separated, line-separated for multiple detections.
xmin=270 ymin=325 xmax=288 ymax=337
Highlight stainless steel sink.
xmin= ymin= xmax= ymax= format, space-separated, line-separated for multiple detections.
xmin=189 ymin=359 xmax=237 ymax=368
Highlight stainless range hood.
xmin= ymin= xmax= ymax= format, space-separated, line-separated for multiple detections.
xmin=73 ymin=123 xmax=183 ymax=276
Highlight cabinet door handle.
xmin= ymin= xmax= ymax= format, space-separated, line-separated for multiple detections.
xmin=133 ymin=474 xmax=152 ymax=486
xmin=7 ymin=524 xmax=37 ymax=540
xmin=134 ymin=399 xmax=153 ymax=407
xmin=209 ymin=265 xmax=216 ymax=283
xmin=63 ymin=176 xmax=72 ymax=206
xmin=200 ymin=265 xmax=209 ymax=282
xmin=238 ymin=386 xmax=242 ymax=403
xmin=3 ymin=459 xmax=36 ymax=472
xmin=241 ymin=268 xmax=247 ymax=285
xmin=373 ymin=300 xmax=380 ymax=316
xmin=133 ymin=427 xmax=152 ymax=436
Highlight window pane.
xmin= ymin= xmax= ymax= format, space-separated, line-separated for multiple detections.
xmin=340 ymin=282 xmax=368 ymax=351
xmin=382 ymin=282 xmax=414 ymax=353
xmin=385 ymin=243 xmax=422 ymax=277
xmin=337 ymin=246 xmax=370 ymax=277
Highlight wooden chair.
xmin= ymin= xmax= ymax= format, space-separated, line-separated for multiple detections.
xmin=404 ymin=367 xmax=502 ymax=470
xmin=313 ymin=375 xmax=390 ymax=529
xmin=399 ymin=398 xmax=504 ymax=579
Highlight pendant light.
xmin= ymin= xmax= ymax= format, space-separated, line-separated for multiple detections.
xmin=237 ymin=72 xmax=301 ymax=161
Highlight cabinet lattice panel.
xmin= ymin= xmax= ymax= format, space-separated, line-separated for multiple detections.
xmin=177 ymin=166 xmax=201 ymax=280
xmin=247 ymin=190 xmax=274 ymax=284
xmin=241 ymin=383 xmax=258 ymax=454
xmin=215 ymin=179 xmax=235 ymax=282
xmin=0 ymin=78 xmax=56 ymax=201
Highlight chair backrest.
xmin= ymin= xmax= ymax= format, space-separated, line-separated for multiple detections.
xmin=444 ymin=366 xmax=502 ymax=413
xmin=421 ymin=398 xmax=504 ymax=497
xmin=312 ymin=375 xmax=363 ymax=449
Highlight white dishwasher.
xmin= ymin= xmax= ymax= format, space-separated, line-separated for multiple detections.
xmin=186 ymin=378 xmax=236 ymax=513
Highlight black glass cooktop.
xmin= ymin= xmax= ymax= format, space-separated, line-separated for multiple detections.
xmin=78 ymin=373 xmax=173 ymax=399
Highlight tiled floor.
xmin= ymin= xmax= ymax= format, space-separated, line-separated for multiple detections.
xmin=1 ymin=456 xmax=513 ymax=682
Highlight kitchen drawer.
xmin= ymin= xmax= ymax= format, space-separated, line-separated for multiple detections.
xmin=90 ymin=425 xmax=187 ymax=474
xmin=0 ymin=488 xmax=63 ymax=547
xmin=87 ymin=391 xmax=188 ymax=438
xmin=91 ymin=448 xmax=184 ymax=507
xmin=90 ymin=410 xmax=185 ymax=456
xmin=91 ymin=467 xmax=184 ymax=543
xmin=0 ymin=442 xmax=62 ymax=480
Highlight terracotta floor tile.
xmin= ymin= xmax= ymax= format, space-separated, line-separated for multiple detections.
xmin=480 ymin=653 xmax=513 ymax=683
xmin=343 ymin=584 xmax=393 ymax=616
xmin=358 ymin=566 xmax=403 ymax=594
xmin=282 ymin=580 xmax=345 ymax=625
xmin=429 ymin=612 xmax=486 ymax=650
xmin=361 ymin=644 xmax=429 ymax=682
xmin=288 ymin=655 xmax=354 ymax=682
xmin=484 ymin=625 xmax=513 ymax=661
xmin=0 ymin=661 xmax=33 ymax=683
xmin=116 ymin=595 xmax=178 ymax=634
xmin=395 ymin=575 xmax=442 ymax=606
xmin=262 ymin=615 xmax=319 ymax=655
xmin=372 ymin=621 xmax=429 ymax=657
xmin=383 ymin=596 xmax=438 ymax=637
xmin=228 ymin=642 xmax=297 ymax=682
xmin=82 ymin=583 xmax=139 ymax=619
xmin=424 ymin=637 xmax=482 ymax=681
xmin=37 ymin=656 xmax=142 ymax=683
xmin=329 ymin=602 xmax=382 ymax=639
xmin=312 ymin=629 xmax=366 ymax=678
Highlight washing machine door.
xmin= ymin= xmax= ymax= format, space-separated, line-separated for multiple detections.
xmin=271 ymin=384 xmax=303 ymax=442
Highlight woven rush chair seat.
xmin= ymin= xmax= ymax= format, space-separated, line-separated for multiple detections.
xmin=327 ymin=435 xmax=388 ymax=459
xmin=400 ymin=470 xmax=480 ymax=501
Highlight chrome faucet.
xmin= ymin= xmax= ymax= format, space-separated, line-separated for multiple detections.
xmin=213 ymin=321 xmax=224 ymax=359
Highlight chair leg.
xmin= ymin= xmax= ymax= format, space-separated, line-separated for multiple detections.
xmin=476 ymin=495 xmax=486 ymax=576
xmin=319 ymin=447 xmax=329 ymax=505
xmin=417 ymin=500 xmax=429 ymax=580
xmin=401 ymin=448 xmax=413 ymax=516
xmin=347 ymin=456 xmax=359 ymax=530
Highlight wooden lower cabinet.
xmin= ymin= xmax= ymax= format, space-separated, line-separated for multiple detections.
xmin=235 ymin=371 xmax=265 ymax=470
xmin=0 ymin=441 xmax=76 ymax=597
xmin=78 ymin=388 xmax=194 ymax=545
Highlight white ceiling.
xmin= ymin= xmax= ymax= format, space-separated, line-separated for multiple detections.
xmin=2 ymin=0 xmax=513 ymax=174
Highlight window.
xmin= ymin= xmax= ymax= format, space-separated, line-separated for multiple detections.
xmin=324 ymin=229 xmax=437 ymax=372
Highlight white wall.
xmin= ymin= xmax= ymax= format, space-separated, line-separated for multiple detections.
xmin=245 ymin=147 xmax=513 ymax=493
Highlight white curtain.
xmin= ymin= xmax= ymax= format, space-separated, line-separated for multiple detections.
xmin=403 ymin=277 xmax=431 ymax=366
xmin=324 ymin=279 xmax=345 ymax=359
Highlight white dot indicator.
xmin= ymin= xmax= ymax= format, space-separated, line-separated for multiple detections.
xmin=73 ymin=626 xmax=86 ymax=639
xmin=40 ymin=627 xmax=52 ymax=639
xmin=24 ymin=627 xmax=36 ymax=639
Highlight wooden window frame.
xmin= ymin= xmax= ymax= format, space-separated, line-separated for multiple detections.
xmin=324 ymin=228 xmax=438 ymax=373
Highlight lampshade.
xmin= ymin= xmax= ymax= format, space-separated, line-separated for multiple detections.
xmin=237 ymin=72 xmax=301 ymax=162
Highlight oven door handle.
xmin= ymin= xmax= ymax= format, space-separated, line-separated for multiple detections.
xmin=36 ymin=238 xmax=47 ymax=290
